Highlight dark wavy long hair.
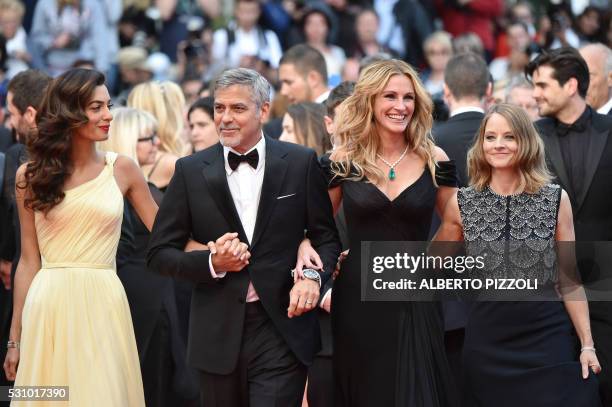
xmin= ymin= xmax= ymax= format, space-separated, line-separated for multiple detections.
xmin=22 ymin=68 xmax=106 ymax=213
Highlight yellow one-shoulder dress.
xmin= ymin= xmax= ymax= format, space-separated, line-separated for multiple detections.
xmin=12 ymin=152 xmax=145 ymax=406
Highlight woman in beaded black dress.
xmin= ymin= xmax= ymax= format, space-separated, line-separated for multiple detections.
xmin=299 ymin=59 xmax=459 ymax=406
xmin=435 ymin=103 xmax=601 ymax=406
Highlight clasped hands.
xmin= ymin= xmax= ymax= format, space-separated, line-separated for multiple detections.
xmin=185 ymin=232 xmax=251 ymax=271
xmin=183 ymin=233 xmax=321 ymax=318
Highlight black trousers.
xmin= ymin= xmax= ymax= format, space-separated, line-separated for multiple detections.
xmin=141 ymin=309 xmax=173 ymax=407
xmin=199 ymin=301 xmax=307 ymax=407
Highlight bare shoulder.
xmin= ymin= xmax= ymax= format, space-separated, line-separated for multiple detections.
xmin=433 ymin=146 xmax=449 ymax=162
xmin=159 ymin=153 xmax=179 ymax=177
xmin=558 ymin=188 xmax=573 ymax=217
xmin=16 ymin=162 xmax=28 ymax=181
xmin=14 ymin=162 xmax=32 ymax=199
xmin=560 ymin=188 xmax=570 ymax=204
xmin=114 ymin=154 xmax=140 ymax=175
xmin=113 ymin=154 xmax=143 ymax=191
xmin=161 ymin=153 xmax=179 ymax=166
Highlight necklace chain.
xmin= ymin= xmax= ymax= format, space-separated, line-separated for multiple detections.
xmin=376 ymin=145 xmax=409 ymax=169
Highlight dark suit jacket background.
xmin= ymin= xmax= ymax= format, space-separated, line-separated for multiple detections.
xmin=433 ymin=111 xmax=483 ymax=188
xmin=537 ymin=112 xmax=612 ymax=405
xmin=147 ymin=138 xmax=341 ymax=374
xmin=0 ymin=127 xmax=13 ymax=153
xmin=432 ymin=111 xmax=483 ymax=332
xmin=537 ymin=113 xmax=612 ymax=242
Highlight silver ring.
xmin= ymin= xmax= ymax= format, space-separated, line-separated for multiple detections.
xmin=306 ymin=300 xmax=313 ymax=304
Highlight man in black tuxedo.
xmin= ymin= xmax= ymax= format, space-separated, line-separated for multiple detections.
xmin=526 ymin=47 xmax=612 ymax=405
xmin=432 ymin=52 xmax=491 ymax=393
xmin=147 ymin=68 xmax=341 ymax=407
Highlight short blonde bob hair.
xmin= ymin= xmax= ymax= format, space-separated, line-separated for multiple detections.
xmin=467 ymin=103 xmax=551 ymax=194
xmin=331 ymin=59 xmax=437 ymax=185
xmin=98 ymin=107 xmax=158 ymax=166
xmin=127 ymin=81 xmax=185 ymax=156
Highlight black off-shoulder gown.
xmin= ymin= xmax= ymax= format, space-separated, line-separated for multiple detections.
xmin=320 ymin=156 xmax=458 ymax=407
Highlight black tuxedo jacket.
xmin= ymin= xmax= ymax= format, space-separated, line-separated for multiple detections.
xmin=433 ymin=111 xmax=484 ymax=188
xmin=0 ymin=127 xmax=13 ymax=153
xmin=536 ymin=112 xmax=612 ymax=241
xmin=147 ymin=137 xmax=341 ymax=374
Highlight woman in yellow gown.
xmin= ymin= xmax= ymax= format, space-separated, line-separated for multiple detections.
xmin=3 ymin=69 xmax=158 ymax=406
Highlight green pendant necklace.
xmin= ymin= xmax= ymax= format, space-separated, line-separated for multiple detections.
xmin=376 ymin=145 xmax=409 ymax=181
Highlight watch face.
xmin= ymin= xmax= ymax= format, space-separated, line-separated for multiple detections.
xmin=303 ymin=269 xmax=319 ymax=279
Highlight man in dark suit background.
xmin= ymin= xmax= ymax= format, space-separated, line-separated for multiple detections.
xmin=526 ymin=47 xmax=612 ymax=406
xmin=0 ymin=128 xmax=12 ymax=153
xmin=434 ymin=52 xmax=491 ymax=187
xmin=147 ymin=67 xmax=341 ymax=407
xmin=263 ymin=44 xmax=331 ymax=139
xmin=432 ymin=52 xmax=491 ymax=393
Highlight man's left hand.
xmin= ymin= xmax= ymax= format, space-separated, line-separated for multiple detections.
xmin=288 ymin=278 xmax=320 ymax=318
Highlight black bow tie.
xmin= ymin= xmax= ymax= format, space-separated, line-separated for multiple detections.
xmin=556 ymin=108 xmax=591 ymax=137
xmin=556 ymin=120 xmax=587 ymax=137
xmin=228 ymin=149 xmax=259 ymax=171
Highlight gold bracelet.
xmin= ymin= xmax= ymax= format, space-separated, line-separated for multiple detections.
xmin=7 ymin=341 xmax=19 ymax=350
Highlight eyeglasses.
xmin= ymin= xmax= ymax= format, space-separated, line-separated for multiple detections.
xmin=138 ymin=132 xmax=158 ymax=144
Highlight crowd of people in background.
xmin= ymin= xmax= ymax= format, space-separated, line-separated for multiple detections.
xmin=0 ymin=0 xmax=611 ymax=406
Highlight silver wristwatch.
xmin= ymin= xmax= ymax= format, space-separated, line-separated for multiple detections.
xmin=301 ymin=268 xmax=322 ymax=287
xmin=291 ymin=268 xmax=322 ymax=286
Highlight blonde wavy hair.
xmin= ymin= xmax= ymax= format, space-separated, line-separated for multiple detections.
xmin=98 ymin=107 xmax=158 ymax=166
xmin=332 ymin=59 xmax=437 ymax=185
xmin=467 ymin=103 xmax=551 ymax=194
xmin=127 ymin=81 xmax=185 ymax=156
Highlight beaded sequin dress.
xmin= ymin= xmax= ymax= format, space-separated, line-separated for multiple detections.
xmin=458 ymin=184 xmax=601 ymax=407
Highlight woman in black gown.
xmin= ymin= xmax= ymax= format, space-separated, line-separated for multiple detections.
xmin=435 ymin=103 xmax=601 ymax=406
xmin=301 ymin=59 xmax=459 ymax=406
xmin=99 ymin=107 xmax=199 ymax=406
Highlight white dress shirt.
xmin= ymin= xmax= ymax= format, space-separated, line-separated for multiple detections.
xmin=209 ymin=136 xmax=266 ymax=302
xmin=450 ymin=106 xmax=485 ymax=118
xmin=597 ymin=97 xmax=612 ymax=116
xmin=315 ymin=90 xmax=331 ymax=104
